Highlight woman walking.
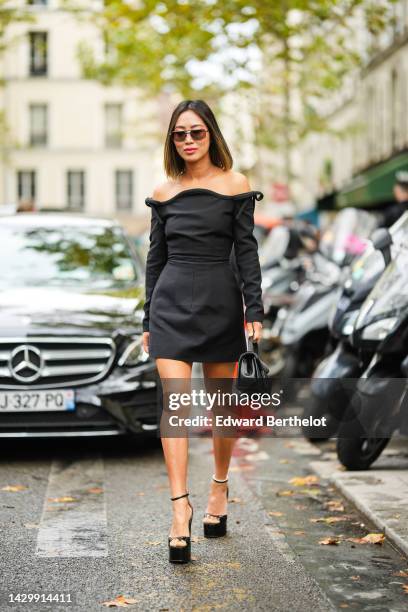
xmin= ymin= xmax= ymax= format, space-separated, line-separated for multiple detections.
xmin=142 ymin=99 xmax=264 ymax=563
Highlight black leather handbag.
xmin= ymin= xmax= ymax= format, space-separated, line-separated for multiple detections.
xmin=236 ymin=337 xmax=272 ymax=394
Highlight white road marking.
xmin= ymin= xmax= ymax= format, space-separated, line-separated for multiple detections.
xmin=36 ymin=453 xmax=107 ymax=557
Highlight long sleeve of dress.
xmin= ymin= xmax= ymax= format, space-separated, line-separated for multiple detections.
xmin=142 ymin=202 xmax=168 ymax=332
xmin=232 ymin=192 xmax=265 ymax=323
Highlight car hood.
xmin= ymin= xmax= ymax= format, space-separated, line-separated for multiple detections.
xmin=0 ymin=286 xmax=145 ymax=336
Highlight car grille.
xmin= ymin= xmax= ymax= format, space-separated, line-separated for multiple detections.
xmin=0 ymin=337 xmax=116 ymax=390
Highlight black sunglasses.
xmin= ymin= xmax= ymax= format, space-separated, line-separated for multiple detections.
xmin=171 ymin=128 xmax=209 ymax=143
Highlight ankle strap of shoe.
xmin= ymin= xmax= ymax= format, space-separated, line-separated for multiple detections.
xmin=213 ymin=475 xmax=228 ymax=483
xmin=170 ymin=492 xmax=189 ymax=501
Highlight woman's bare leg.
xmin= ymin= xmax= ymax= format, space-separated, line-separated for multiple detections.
xmin=202 ymin=361 xmax=237 ymax=522
xmin=156 ymin=357 xmax=193 ymax=547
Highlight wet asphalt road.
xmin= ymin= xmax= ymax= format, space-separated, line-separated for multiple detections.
xmin=0 ymin=431 xmax=407 ymax=612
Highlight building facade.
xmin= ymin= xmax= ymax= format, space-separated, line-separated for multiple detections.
xmin=0 ymin=0 xmax=164 ymax=230
xmin=298 ymin=0 xmax=408 ymax=211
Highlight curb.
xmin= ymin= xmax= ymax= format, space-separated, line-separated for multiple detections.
xmin=310 ymin=459 xmax=408 ymax=558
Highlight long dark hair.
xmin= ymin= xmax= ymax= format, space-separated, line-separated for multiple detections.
xmin=164 ymin=99 xmax=233 ymax=179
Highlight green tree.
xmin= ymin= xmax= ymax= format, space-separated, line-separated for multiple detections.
xmin=74 ymin=0 xmax=397 ymax=183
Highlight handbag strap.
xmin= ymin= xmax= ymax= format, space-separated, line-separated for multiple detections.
xmin=247 ymin=335 xmax=258 ymax=355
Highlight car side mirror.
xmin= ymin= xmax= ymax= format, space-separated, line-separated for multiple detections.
xmin=371 ymin=228 xmax=393 ymax=265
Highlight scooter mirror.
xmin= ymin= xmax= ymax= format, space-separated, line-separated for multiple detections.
xmin=371 ymin=228 xmax=393 ymax=265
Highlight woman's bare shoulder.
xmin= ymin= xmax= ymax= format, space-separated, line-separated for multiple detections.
xmin=151 ymin=181 xmax=181 ymax=202
xmin=224 ymin=170 xmax=251 ymax=195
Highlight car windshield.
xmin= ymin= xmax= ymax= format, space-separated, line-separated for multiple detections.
xmin=0 ymin=223 xmax=140 ymax=289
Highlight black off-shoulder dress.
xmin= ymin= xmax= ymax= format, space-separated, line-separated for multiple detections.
xmin=142 ymin=188 xmax=265 ymax=362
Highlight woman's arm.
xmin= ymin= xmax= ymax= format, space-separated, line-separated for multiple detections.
xmin=142 ymin=202 xmax=168 ymax=332
xmin=231 ymin=176 xmax=264 ymax=325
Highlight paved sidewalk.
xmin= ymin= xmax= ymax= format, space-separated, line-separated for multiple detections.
xmin=309 ymin=437 xmax=408 ymax=556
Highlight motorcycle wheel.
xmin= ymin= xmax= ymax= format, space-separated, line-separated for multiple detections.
xmin=336 ymin=403 xmax=390 ymax=470
xmin=336 ymin=436 xmax=390 ymax=470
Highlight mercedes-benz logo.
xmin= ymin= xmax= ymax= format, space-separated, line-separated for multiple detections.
xmin=9 ymin=345 xmax=43 ymax=382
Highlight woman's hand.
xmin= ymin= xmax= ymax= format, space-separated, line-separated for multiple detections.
xmin=246 ymin=321 xmax=263 ymax=343
xmin=142 ymin=331 xmax=150 ymax=354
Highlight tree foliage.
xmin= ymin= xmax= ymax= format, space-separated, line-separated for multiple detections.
xmin=76 ymin=0 xmax=397 ymax=153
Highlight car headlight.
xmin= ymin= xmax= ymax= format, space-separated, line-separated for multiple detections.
xmin=118 ymin=336 xmax=149 ymax=367
xmin=361 ymin=317 xmax=398 ymax=341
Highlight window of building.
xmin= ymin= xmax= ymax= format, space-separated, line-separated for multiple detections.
xmin=115 ymin=170 xmax=133 ymax=210
xmin=29 ymin=104 xmax=48 ymax=146
xmin=29 ymin=32 xmax=48 ymax=76
xmin=67 ymin=171 xmax=85 ymax=210
xmin=17 ymin=171 xmax=36 ymax=203
xmin=28 ymin=1 xmax=48 ymax=6
xmin=105 ymin=103 xmax=123 ymax=147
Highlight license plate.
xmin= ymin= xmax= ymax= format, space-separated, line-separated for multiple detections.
xmin=0 ymin=390 xmax=75 ymax=412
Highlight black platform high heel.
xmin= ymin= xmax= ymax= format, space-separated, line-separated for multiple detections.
xmin=203 ymin=476 xmax=229 ymax=538
xmin=168 ymin=492 xmax=193 ymax=564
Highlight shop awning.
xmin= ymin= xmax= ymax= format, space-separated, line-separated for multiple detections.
xmin=316 ymin=190 xmax=337 ymax=211
xmin=336 ymin=151 xmax=408 ymax=209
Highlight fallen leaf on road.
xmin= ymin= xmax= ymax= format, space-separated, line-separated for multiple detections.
xmin=48 ymin=496 xmax=77 ymax=503
xmin=102 ymin=595 xmax=138 ymax=607
xmin=361 ymin=533 xmax=385 ymax=545
xmin=279 ymin=459 xmax=292 ymax=464
xmin=393 ymin=570 xmax=408 ymax=578
xmin=1 ymin=484 xmax=28 ymax=492
xmin=294 ymin=531 xmax=305 ymax=536
xmin=294 ymin=504 xmax=307 ymax=511
xmin=402 ymin=584 xmax=408 ymax=594
xmin=323 ymin=500 xmax=345 ymax=512
xmin=276 ymin=490 xmax=295 ymax=497
xmin=268 ymin=511 xmax=284 ymax=517
xmin=135 ymin=492 xmax=145 ymax=496
xmin=87 ymin=487 xmax=103 ymax=494
xmin=347 ymin=533 xmax=385 ymax=545
xmin=319 ymin=536 xmax=340 ymax=545
xmin=351 ymin=576 xmax=360 ymax=581
xmin=145 ymin=541 xmax=161 ymax=546
xmin=229 ymin=497 xmax=243 ymax=504
xmin=289 ymin=475 xmax=319 ymax=487
xmin=284 ymin=442 xmax=295 ymax=448
xmin=310 ymin=516 xmax=347 ymax=524
xmin=300 ymin=488 xmax=322 ymax=496
xmin=24 ymin=522 xmax=39 ymax=529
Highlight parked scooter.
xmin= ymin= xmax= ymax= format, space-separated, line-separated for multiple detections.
xmin=336 ymin=232 xmax=408 ymax=470
xmin=259 ymin=222 xmax=319 ymax=373
xmin=277 ymin=208 xmax=378 ymax=396
xmin=302 ymin=212 xmax=408 ymax=441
